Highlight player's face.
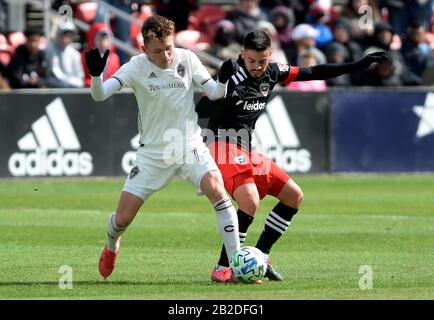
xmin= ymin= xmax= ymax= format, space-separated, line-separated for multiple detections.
xmin=241 ymin=48 xmax=272 ymax=79
xmin=142 ymin=35 xmax=174 ymax=69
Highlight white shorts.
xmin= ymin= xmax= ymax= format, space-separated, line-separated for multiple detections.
xmin=123 ymin=139 xmax=221 ymax=201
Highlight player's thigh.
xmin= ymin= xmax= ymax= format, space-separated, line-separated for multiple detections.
xmin=208 ymin=141 xmax=254 ymax=197
xmin=123 ymin=151 xmax=176 ymax=202
xmin=251 ymin=151 xmax=290 ymax=200
xmin=178 ymin=141 xmax=225 ymax=200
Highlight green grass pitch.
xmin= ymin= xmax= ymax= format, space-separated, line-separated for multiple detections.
xmin=0 ymin=175 xmax=433 ymax=299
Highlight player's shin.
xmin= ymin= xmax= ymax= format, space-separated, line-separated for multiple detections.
xmin=213 ymin=197 xmax=240 ymax=262
xmin=255 ymin=202 xmax=298 ymax=254
xmin=217 ymin=209 xmax=254 ymax=267
xmin=106 ymin=212 xmax=126 ymax=252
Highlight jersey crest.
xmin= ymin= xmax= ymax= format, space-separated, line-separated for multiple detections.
xmin=234 ymin=155 xmax=248 ymax=165
xmin=277 ymin=63 xmax=289 ymax=72
xmin=177 ymin=63 xmax=185 ymax=77
xmin=259 ymin=82 xmax=270 ymax=97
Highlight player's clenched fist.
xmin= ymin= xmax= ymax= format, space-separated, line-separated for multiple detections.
xmin=85 ymin=48 xmax=109 ymax=77
xmin=218 ymin=59 xmax=238 ymax=83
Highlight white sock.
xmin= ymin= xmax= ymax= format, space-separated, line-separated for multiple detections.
xmin=213 ymin=197 xmax=240 ymax=263
xmin=106 ymin=212 xmax=126 ymax=252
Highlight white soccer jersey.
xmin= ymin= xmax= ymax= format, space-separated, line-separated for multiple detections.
xmin=112 ymin=48 xmax=211 ymax=153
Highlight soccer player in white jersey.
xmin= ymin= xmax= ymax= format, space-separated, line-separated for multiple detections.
xmin=85 ymin=15 xmax=241 ymax=279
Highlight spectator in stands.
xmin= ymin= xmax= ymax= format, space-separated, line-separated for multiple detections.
xmin=341 ymin=0 xmax=382 ymax=46
xmin=46 ymin=22 xmax=84 ymax=88
xmin=284 ymin=23 xmax=326 ymax=65
xmin=401 ymin=20 xmax=434 ymax=84
xmin=327 ymin=18 xmax=363 ymax=62
xmin=286 ymin=48 xmax=327 ymax=91
xmin=379 ymin=0 xmax=433 ymax=36
xmin=206 ymin=20 xmax=242 ymax=62
xmin=82 ymin=23 xmax=120 ymax=87
xmin=152 ymin=0 xmax=199 ymax=32
xmin=305 ymin=1 xmax=333 ymax=48
xmin=7 ymin=29 xmax=49 ymax=88
xmin=324 ymin=42 xmax=352 ymax=86
xmin=351 ymin=46 xmax=404 ymax=86
xmin=257 ymin=20 xmax=288 ymax=64
xmin=259 ymin=0 xmax=292 ymax=20
xmin=353 ymin=22 xmax=418 ymax=86
xmin=227 ymin=0 xmax=269 ymax=44
xmin=96 ymin=0 xmax=133 ymax=65
xmin=270 ymin=5 xmax=295 ymax=49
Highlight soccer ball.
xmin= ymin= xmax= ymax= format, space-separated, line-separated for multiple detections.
xmin=230 ymin=246 xmax=267 ymax=284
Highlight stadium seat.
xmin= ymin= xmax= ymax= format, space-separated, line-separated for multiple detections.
xmin=75 ymin=2 xmax=98 ymax=24
xmin=7 ymin=31 xmax=26 ymax=49
xmin=175 ymin=30 xmax=210 ymax=51
xmin=189 ymin=5 xmax=227 ymax=33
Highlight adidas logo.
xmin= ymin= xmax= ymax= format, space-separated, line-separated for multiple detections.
xmin=149 ymin=72 xmax=157 ymax=79
xmin=8 ymin=98 xmax=93 ymax=176
xmin=252 ymin=96 xmax=312 ymax=172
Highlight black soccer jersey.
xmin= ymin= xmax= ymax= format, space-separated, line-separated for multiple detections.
xmin=196 ymin=56 xmax=299 ymax=150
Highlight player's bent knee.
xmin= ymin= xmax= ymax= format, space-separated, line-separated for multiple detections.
xmin=238 ymin=198 xmax=259 ymax=216
xmin=297 ymin=189 xmax=304 ymax=206
xmin=279 ymin=184 xmax=304 ymax=209
xmin=235 ymin=193 xmax=259 ymax=216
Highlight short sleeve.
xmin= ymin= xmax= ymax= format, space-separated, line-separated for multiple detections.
xmin=189 ymin=50 xmax=213 ymax=87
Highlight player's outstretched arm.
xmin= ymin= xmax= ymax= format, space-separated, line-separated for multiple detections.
xmin=201 ymin=59 xmax=238 ymax=100
xmin=296 ymin=51 xmax=388 ymax=81
xmin=85 ymin=48 xmax=121 ymax=101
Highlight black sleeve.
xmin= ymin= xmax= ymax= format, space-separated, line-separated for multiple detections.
xmin=296 ymin=61 xmax=364 ymax=81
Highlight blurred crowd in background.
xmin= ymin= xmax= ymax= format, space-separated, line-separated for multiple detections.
xmin=0 ymin=0 xmax=434 ymax=91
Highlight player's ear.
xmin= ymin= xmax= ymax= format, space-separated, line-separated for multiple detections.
xmin=240 ymin=48 xmax=244 ymax=60
xmin=141 ymin=41 xmax=148 ymax=54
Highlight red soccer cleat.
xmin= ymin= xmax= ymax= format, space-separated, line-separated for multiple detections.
xmin=98 ymin=238 xmax=121 ymax=278
xmin=211 ymin=266 xmax=231 ymax=283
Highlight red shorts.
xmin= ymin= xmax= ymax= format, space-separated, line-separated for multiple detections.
xmin=208 ymin=141 xmax=290 ymax=199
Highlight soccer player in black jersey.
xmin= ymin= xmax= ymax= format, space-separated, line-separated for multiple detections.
xmin=196 ymin=30 xmax=387 ymax=283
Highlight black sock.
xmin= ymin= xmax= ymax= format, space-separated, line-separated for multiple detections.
xmin=255 ymin=202 xmax=298 ymax=255
xmin=217 ymin=209 xmax=254 ymax=267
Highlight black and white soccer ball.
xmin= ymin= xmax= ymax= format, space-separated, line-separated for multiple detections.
xmin=230 ymin=246 xmax=267 ymax=283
